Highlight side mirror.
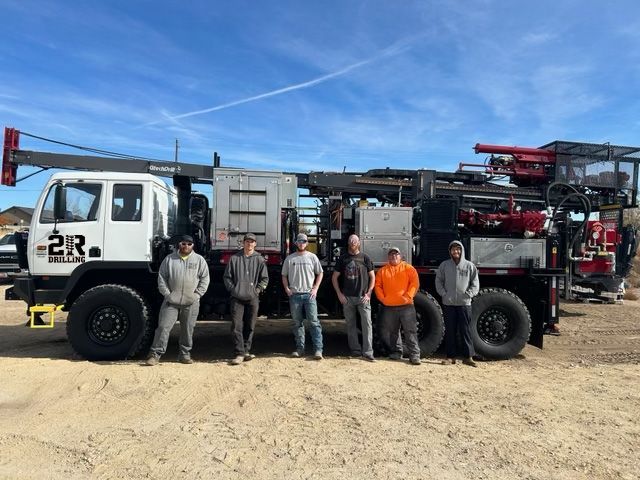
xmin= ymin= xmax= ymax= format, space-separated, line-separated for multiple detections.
xmin=53 ymin=184 xmax=67 ymax=220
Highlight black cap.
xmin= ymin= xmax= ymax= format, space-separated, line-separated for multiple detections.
xmin=243 ymin=233 xmax=257 ymax=242
xmin=177 ymin=234 xmax=194 ymax=244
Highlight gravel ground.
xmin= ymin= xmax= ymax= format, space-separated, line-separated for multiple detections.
xmin=0 ymin=284 xmax=638 ymax=480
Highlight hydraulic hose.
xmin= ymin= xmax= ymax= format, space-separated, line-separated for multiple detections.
xmin=549 ymin=191 xmax=591 ymax=257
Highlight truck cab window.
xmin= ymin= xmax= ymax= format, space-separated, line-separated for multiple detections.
xmin=112 ymin=184 xmax=142 ymax=221
xmin=40 ymin=183 xmax=102 ymax=223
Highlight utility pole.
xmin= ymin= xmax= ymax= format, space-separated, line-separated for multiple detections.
xmin=174 ymin=139 xmax=179 ymax=163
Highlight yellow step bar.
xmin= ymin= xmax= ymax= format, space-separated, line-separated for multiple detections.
xmin=28 ymin=304 xmax=64 ymax=329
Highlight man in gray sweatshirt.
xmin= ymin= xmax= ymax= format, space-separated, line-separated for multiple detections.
xmin=435 ymin=240 xmax=480 ymax=367
xmin=146 ymin=234 xmax=210 ymax=366
xmin=223 ymin=233 xmax=269 ymax=365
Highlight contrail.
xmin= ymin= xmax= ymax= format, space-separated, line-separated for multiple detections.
xmin=144 ymin=38 xmax=416 ymax=126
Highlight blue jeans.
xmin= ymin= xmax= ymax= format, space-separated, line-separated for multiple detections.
xmin=289 ymin=293 xmax=323 ymax=353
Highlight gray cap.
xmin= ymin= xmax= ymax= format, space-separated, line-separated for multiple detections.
xmin=243 ymin=233 xmax=257 ymax=242
xmin=177 ymin=234 xmax=194 ymax=244
xmin=296 ymin=233 xmax=308 ymax=242
xmin=388 ymin=246 xmax=401 ymax=254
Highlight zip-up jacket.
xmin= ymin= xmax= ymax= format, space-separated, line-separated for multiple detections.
xmin=158 ymin=252 xmax=210 ymax=306
xmin=223 ymin=251 xmax=269 ymax=302
xmin=374 ymin=261 xmax=419 ymax=306
xmin=435 ymin=240 xmax=479 ymax=306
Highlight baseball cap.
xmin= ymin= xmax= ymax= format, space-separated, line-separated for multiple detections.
xmin=296 ymin=233 xmax=308 ymax=242
xmin=388 ymin=246 xmax=401 ymax=254
xmin=177 ymin=234 xmax=194 ymax=244
xmin=243 ymin=233 xmax=257 ymax=242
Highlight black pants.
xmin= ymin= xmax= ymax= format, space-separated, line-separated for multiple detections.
xmin=443 ymin=305 xmax=475 ymax=358
xmin=230 ymin=297 xmax=259 ymax=355
xmin=382 ymin=305 xmax=421 ymax=360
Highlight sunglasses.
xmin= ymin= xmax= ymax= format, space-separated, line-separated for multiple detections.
xmin=180 ymin=242 xmax=193 ymax=246
xmin=296 ymin=240 xmax=308 ymax=243
xmin=388 ymin=251 xmax=400 ymax=255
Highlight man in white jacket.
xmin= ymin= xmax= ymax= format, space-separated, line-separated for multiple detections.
xmin=146 ymin=235 xmax=210 ymax=366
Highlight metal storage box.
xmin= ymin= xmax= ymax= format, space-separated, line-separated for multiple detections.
xmin=356 ymin=207 xmax=413 ymax=266
xmin=469 ymin=237 xmax=547 ymax=269
xmin=355 ymin=207 xmax=412 ymax=237
xmin=360 ymin=237 xmax=412 ymax=266
xmin=212 ymin=168 xmax=297 ymax=251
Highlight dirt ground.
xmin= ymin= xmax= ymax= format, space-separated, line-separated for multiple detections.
xmin=0 ymin=285 xmax=638 ymax=480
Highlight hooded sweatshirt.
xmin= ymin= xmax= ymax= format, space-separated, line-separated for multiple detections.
xmin=374 ymin=261 xmax=419 ymax=307
xmin=223 ymin=250 xmax=269 ymax=301
xmin=435 ymin=240 xmax=479 ymax=306
xmin=158 ymin=251 xmax=210 ymax=306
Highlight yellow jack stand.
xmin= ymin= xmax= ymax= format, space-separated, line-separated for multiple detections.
xmin=28 ymin=304 xmax=63 ymax=329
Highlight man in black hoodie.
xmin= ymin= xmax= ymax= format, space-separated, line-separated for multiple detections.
xmin=223 ymin=233 xmax=269 ymax=365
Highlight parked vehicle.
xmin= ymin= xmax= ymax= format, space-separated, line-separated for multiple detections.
xmin=2 ymin=127 xmax=639 ymax=359
xmin=0 ymin=232 xmax=20 ymax=280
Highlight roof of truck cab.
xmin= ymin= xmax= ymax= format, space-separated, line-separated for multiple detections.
xmin=48 ymin=171 xmax=172 ymax=188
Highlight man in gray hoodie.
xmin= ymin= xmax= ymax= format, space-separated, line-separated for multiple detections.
xmin=223 ymin=233 xmax=269 ymax=365
xmin=435 ymin=240 xmax=480 ymax=367
xmin=146 ymin=234 xmax=210 ymax=366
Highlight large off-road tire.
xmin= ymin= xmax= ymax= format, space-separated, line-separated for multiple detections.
xmin=471 ymin=288 xmax=531 ymax=360
xmin=414 ymin=291 xmax=445 ymax=355
xmin=66 ymin=284 xmax=153 ymax=361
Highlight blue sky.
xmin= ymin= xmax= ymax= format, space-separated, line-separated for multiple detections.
xmin=2 ymin=0 xmax=640 ymax=210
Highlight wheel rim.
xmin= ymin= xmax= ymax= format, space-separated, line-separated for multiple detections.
xmin=87 ymin=305 xmax=130 ymax=345
xmin=477 ymin=307 xmax=513 ymax=345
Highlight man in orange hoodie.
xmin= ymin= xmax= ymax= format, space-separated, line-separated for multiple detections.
xmin=374 ymin=246 xmax=421 ymax=365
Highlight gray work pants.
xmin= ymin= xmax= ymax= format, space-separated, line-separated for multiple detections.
xmin=149 ymin=300 xmax=199 ymax=357
xmin=343 ymin=296 xmax=373 ymax=357
xmin=381 ymin=304 xmax=421 ymax=360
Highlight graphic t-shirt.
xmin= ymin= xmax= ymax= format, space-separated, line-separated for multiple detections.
xmin=335 ymin=252 xmax=374 ymax=297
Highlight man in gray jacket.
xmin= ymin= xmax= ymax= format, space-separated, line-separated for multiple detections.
xmin=223 ymin=233 xmax=269 ymax=365
xmin=146 ymin=234 xmax=210 ymax=366
xmin=435 ymin=240 xmax=480 ymax=367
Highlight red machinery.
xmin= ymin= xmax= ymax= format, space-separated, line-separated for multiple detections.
xmin=459 ymin=143 xmax=556 ymax=186
xmin=458 ymin=195 xmax=547 ymax=237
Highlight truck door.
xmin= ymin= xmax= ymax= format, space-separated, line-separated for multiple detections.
xmin=103 ymin=182 xmax=151 ymax=261
xmin=30 ymin=180 xmax=105 ymax=276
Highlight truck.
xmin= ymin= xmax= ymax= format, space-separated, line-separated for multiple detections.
xmin=3 ymin=127 xmax=639 ymax=360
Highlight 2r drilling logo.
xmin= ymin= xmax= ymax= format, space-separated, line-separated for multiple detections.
xmin=47 ymin=234 xmax=86 ymax=263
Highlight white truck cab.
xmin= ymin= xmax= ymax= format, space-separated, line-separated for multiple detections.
xmin=30 ymin=172 xmax=176 ymax=276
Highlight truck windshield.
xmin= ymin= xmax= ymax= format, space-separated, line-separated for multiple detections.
xmin=40 ymin=183 xmax=102 ymax=223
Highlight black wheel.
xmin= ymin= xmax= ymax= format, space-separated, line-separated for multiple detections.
xmin=471 ymin=288 xmax=531 ymax=360
xmin=67 ymin=284 xmax=152 ymax=361
xmin=414 ymin=291 xmax=445 ymax=355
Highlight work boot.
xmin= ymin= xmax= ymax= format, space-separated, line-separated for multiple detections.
xmin=388 ymin=352 xmax=402 ymax=361
xmin=313 ymin=351 xmax=323 ymax=360
xmin=291 ymin=351 xmax=303 ymax=358
xmin=410 ymin=357 xmax=422 ymax=365
xmin=178 ymin=355 xmax=194 ymax=364
xmin=463 ymin=357 xmax=478 ymax=367
xmin=244 ymin=353 xmax=256 ymax=362
xmin=230 ymin=355 xmax=245 ymax=366
xmin=145 ymin=354 xmax=160 ymax=366
xmin=362 ymin=354 xmax=376 ymax=362
xmin=441 ymin=358 xmax=456 ymax=365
